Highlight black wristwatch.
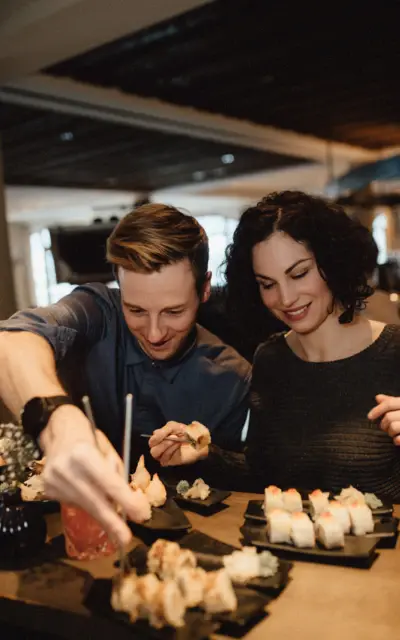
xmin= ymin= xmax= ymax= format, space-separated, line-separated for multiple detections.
xmin=21 ymin=395 xmax=75 ymax=442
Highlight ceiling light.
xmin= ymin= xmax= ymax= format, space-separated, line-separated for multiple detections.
xmin=60 ymin=131 xmax=74 ymax=141
xmin=221 ymin=153 xmax=235 ymax=164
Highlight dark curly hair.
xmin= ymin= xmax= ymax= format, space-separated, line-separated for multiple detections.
xmin=224 ymin=191 xmax=378 ymax=336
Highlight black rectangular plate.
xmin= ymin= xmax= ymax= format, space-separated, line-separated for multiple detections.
xmin=165 ymin=482 xmax=231 ymax=510
xmin=85 ymin=579 xmax=218 ymax=640
xmin=120 ymin=530 xmax=291 ymax=597
xmin=88 ymin=571 xmax=269 ymax=631
xmin=244 ymin=500 xmax=397 ymax=539
xmin=129 ymin=498 xmax=191 ymax=532
xmin=240 ymin=522 xmax=379 ymax=565
xmin=178 ymin=530 xmax=292 ymax=594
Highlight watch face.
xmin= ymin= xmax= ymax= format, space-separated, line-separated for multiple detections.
xmin=23 ymin=397 xmax=48 ymax=430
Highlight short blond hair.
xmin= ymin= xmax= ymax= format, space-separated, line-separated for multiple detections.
xmin=107 ymin=203 xmax=209 ymax=292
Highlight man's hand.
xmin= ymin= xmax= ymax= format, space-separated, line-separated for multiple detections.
xmin=368 ymin=394 xmax=400 ymax=445
xmin=149 ymin=421 xmax=209 ymax=466
xmin=40 ymin=404 xmax=151 ymax=546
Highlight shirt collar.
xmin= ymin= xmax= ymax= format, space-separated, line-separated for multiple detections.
xmin=125 ymin=327 xmax=197 ymax=382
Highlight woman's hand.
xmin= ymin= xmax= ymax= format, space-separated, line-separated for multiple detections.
xmin=149 ymin=421 xmax=209 ymax=466
xmin=368 ymin=394 xmax=400 ymax=445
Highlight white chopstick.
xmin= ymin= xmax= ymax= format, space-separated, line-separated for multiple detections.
xmin=120 ymin=393 xmax=133 ymax=574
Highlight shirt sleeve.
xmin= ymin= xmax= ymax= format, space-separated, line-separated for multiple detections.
xmin=0 ymin=285 xmax=107 ymax=362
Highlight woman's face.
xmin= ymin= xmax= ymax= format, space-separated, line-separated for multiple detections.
xmin=252 ymin=232 xmax=334 ymax=334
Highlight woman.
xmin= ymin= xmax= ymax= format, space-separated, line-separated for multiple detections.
xmin=150 ymin=191 xmax=400 ymax=500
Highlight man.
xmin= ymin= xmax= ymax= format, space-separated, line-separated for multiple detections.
xmin=0 ymin=204 xmax=250 ymax=546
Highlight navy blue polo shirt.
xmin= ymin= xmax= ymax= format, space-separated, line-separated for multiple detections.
xmin=0 ymin=284 xmax=251 ymax=453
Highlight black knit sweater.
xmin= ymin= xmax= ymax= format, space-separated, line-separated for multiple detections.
xmin=190 ymin=324 xmax=400 ymax=501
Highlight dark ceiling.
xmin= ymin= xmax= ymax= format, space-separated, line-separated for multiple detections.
xmin=47 ymin=0 xmax=400 ymax=150
xmin=0 ymin=102 xmax=307 ymax=191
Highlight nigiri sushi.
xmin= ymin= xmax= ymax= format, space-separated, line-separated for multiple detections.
xmin=145 ymin=473 xmax=167 ymax=507
xmin=308 ymin=489 xmax=330 ymax=517
xmin=290 ymin=511 xmax=315 ymax=548
xmin=266 ymin=508 xmax=292 ymax=544
xmin=327 ymin=500 xmax=351 ymax=534
xmin=176 ymin=567 xmax=207 ymax=607
xmin=347 ymin=501 xmax=374 ymax=536
xmin=282 ymin=488 xmax=303 ymax=513
xmin=315 ymin=512 xmax=345 ymax=549
xmin=130 ymin=455 xmax=151 ymax=492
xmin=264 ymin=485 xmax=284 ymax=513
xmin=202 ymin=569 xmax=237 ymax=613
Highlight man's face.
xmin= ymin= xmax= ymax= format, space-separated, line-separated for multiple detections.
xmin=119 ymin=259 xmax=211 ymax=361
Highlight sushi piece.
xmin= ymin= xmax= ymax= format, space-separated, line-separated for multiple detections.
xmin=186 ymin=422 xmax=212 ymax=449
xmin=182 ymin=478 xmax=211 ymax=501
xmin=327 ymin=500 xmax=351 ymax=534
xmin=147 ymin=539 xmax=196 ymax=580
xmin=202 ymin=569 xmax=237 ymax=614
xmin=315 ymin=512 xmax=345 ymax=549
xmin=111 ymin=573 xmax=140 ymax=618
xmin=266 ymin=508 xmax=292 ymax=544
xmin=150 ymin=580 xmax=186 ymax=629
xmin=176 ymin=567 xmax=207 ymax=607
xmin=128 ymin=486 xmax=152 ymax=521
xmin=145 ymin=473 xmax=167 ymax=507
xmin=290 ymin=511 xmax=315 ymax=548
xmin=308 ymin=489 xmax=330 ymax=517
xmin=335 ymin=485 xmax=365 ymax=506
xmin=282 ymin=488 xmax=303 ymax=513
xmin=130 ymin=455 xmax=151 ymax=492
xmin=347 ymin=502 xmax=374 ymax=536
xmin=264 ymin=485 xmax=284 ymax=513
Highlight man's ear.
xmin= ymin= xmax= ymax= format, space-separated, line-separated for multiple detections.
xmin=201 ymin=272 xmax=212 ymax=303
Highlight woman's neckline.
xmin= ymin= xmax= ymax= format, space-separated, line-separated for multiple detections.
xmin=282 ymin=323 xmax=395 ymax=365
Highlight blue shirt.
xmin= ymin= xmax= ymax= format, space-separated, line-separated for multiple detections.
xmin=0 ymin=284 xmax=251 ymax=453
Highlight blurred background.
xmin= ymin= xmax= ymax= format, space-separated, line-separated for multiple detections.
xmin=0 ymin=0 xmax=400 ymax=318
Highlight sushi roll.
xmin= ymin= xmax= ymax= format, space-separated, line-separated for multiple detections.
xmin=264 ymin=485 xmax=284 ymax=513
xmin=147 ymin=539 xmax=196 ymax=579
xmin=327 ymin=500 xmax=351 ymax=534
xmin=183 ymin=478 xmax=211 ymax=501
xmin=282 ymin=488 xmax=303 ymax=513
xmin=266 ymin=508 xmax=292 ymax=544
xmin=315 ymin=512 xmax=345 ymax=549
xmin=202 ymin=569 xmax=237 ymax=614
xmin=308 ymin=489 xmax=330 ymax=517
xmin=150 ymin=580 xmax=186 ymax=629
xmin=347 ymin=502 xmax=374 ymax=536
xmin=290 ymin=511 xmax=315 ymax=548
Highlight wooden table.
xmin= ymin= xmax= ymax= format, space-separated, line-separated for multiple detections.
xmin=1 ymin=492 xmax=400 ymax=640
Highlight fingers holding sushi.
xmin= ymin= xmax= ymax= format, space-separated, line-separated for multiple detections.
xmin=149 ymin=421 xmax=210 ymax=467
